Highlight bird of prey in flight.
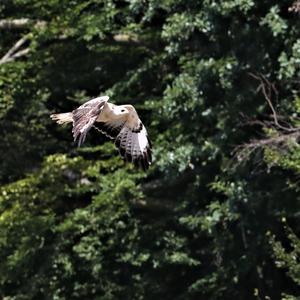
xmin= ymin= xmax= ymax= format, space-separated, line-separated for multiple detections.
xmin=50 ymin=96 xmax=152 ymax=170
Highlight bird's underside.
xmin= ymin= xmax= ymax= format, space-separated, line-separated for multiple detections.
xmin=50 ymin=96 xmax=152 ymax=171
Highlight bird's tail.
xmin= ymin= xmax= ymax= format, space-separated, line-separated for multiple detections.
xmin=50 ymin=112 xmax=73 ymax=125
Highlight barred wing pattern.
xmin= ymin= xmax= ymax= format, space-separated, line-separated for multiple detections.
xmin=115 ymin=122 xmax=152 ymax=170
xmin=72 ymin=97 xmax=108 ymax=146
xmin=95 ymin=119 xmax=126 ymax=139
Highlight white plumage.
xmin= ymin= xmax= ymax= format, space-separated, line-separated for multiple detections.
xmin=50 ymin=96 xmax=152 ymax=170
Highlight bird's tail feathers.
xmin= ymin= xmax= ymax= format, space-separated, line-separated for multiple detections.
xmin=50 ymin=113 xmax=73 ymax=125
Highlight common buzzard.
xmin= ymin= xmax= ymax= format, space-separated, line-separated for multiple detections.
xmin=50 ymin=96 xmax=152 ymax=170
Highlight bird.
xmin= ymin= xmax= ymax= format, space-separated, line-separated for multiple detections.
xmin=50 ymin=96 xmax=152 ymax=170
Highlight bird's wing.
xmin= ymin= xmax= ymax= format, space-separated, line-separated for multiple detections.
xmin=72 ymin=96 xmax=109 ymax=146
xmin=115 ymin=119 xmax=152 ymax=171
xmin=95 ymin=119 xmax=127 ymax=139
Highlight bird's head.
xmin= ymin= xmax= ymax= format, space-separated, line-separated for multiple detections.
xmin=107 ymin=103 xmax=136 ymax=120
xmin=112 ymin=105 xmax=130 ymax=117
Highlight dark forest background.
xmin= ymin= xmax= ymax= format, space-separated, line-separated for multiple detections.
xmin=1 ymin=1 xmax=300 ymax=299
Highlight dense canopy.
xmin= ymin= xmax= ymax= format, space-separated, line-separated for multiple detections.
xmin=1 ymin=1 xmax=300 ymax=299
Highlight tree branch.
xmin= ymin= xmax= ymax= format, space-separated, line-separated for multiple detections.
xmin=0 ymin=18 xmax=46 ymax=30
xmin=0 ymin=17 xmax=145 ymax=65
xmin=0 ymin=35 xmax=30 ymax=65
xmin=232 ymin=73 xmax=300 ymax=164
xmin=0 ymin=18 xmax=31 ymax=29
xmin=249 ymin=73 xmax=296 ymax=132
xmin=233 ymin=131 xmax=300 ymax=162
xmin=111 ymin=33 xmax=140 ymax=44
xmin=0 ymin=18 xmax=142 ymax=44
xmin=0 ymin=19 xmax=47 ymax=65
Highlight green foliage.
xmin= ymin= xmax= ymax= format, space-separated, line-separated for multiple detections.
xmin=1 ymin=0 xmax=300 ymax=299
xmin=261 ymin=5 xmax=288 ymax=37
xmin=270 ymin=226 xmax=300 ymax=286
xmin=270 ymin=225 xmax=300 ymax=300
xmin=264 ymin=145 xmax=300 ymax=174
xmin=279 ymin=39 xmax=300 ymax=80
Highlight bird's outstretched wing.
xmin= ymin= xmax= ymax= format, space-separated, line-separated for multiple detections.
xmin=72 ymin=96 xmax=109 ymax=146
xmin=95 ymin=119 xmax=126 ymax=139
xmin=95 ymin=115 xmax=152 ymax=170
xmin=115 ymin=121 xmax=152 ymax=171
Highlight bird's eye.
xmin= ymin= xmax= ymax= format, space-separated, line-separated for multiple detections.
xmin=121 ymin=109 xmax=125 ymax=112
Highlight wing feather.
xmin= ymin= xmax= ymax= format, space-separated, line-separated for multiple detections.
xmin=72 ymin=96 xmax=108 ymax=146
xmin=115 ymin=122 xmax=152 ymax=170
xmin=95 ymin=119 xmax=126 ymax=139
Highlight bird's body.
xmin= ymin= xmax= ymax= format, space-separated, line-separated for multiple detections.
xmin=51 ymin=96 xmax=152 ymax=170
